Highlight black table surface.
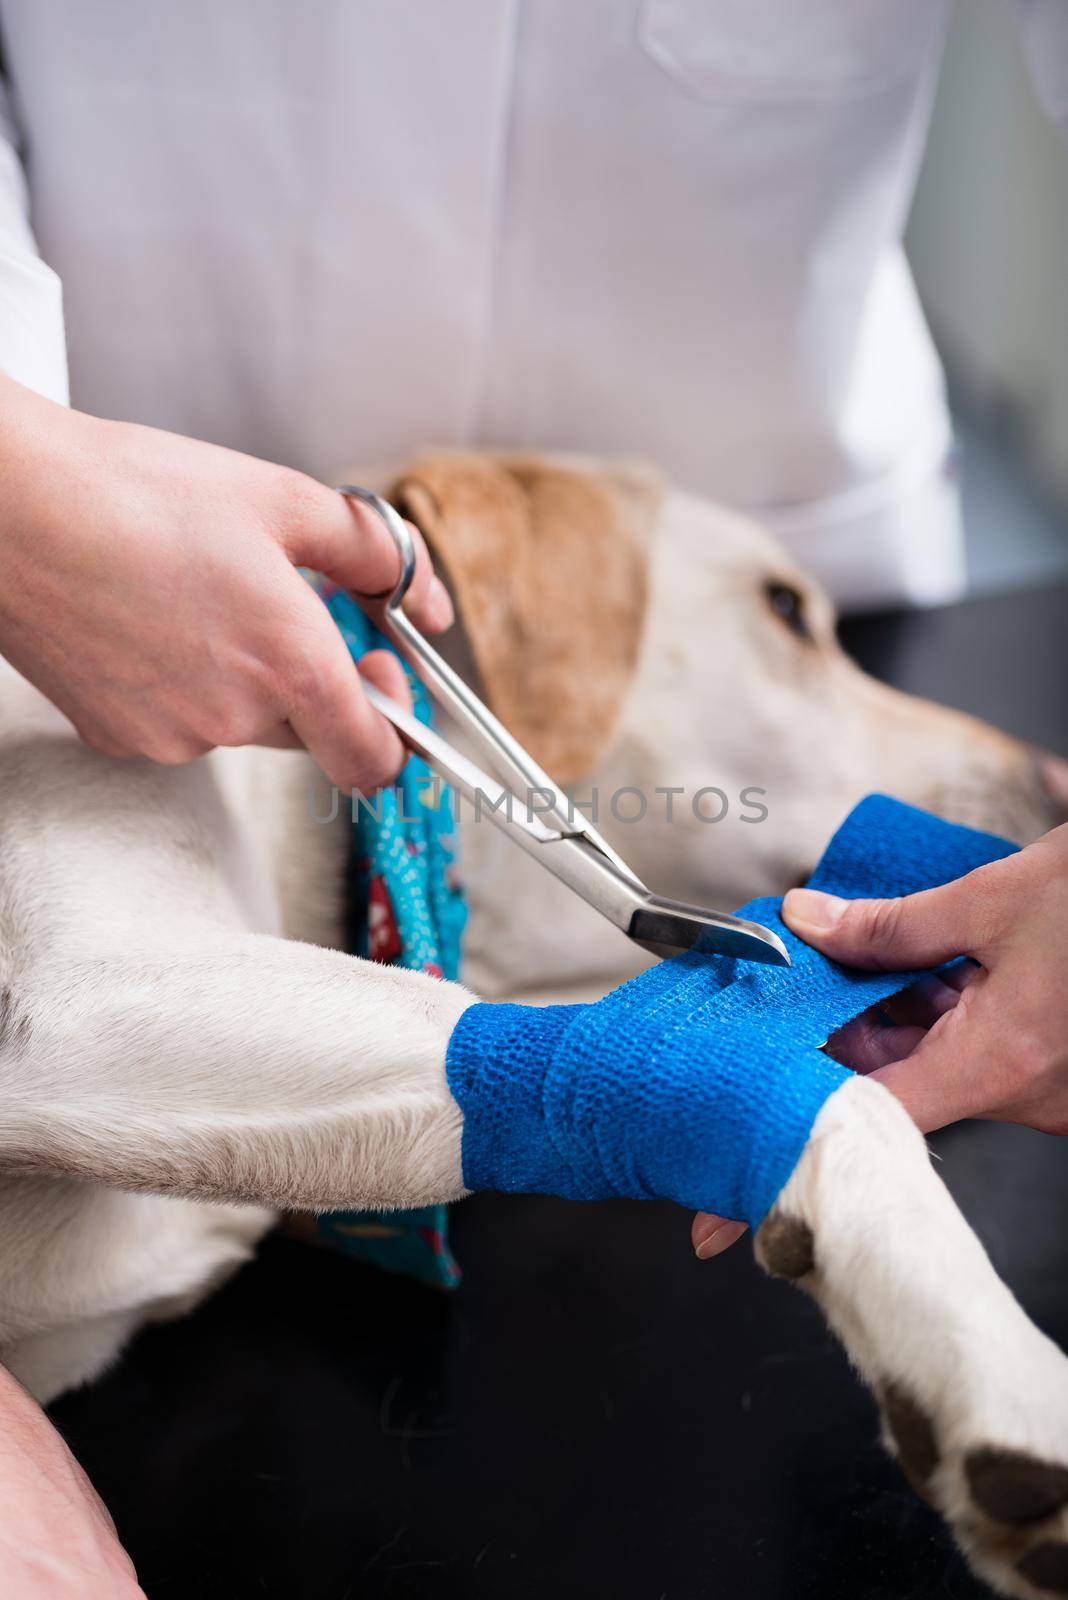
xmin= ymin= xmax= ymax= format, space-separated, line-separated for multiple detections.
xmin=52 ymin=584 xmax=1068 ymax=1600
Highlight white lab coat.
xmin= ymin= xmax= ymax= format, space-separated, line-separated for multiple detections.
xmin=0 ymin=1 xmax=1065 ymax=608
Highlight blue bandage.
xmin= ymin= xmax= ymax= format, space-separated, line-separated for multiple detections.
xmin=446 ymin=796 xmax=1017 ymax=1226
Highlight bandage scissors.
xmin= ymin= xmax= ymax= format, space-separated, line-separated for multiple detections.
xmin=339 ymin=486 xmax=790 ymax=967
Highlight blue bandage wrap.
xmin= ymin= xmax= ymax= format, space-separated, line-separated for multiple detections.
xmin=446 ymin=796 xmax=1017 ymax=1226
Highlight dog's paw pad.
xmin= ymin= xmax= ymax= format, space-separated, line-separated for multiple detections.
xmin=880 ymin=1382 xmax=939 ymax=1501
xmin=966 ymin=1448 xmax=1068 ymax=1526
xmin=755 ymin=1209 xmax=814 ymax=1279
xmin=1016 ymin=1541 xmax=1068 ymax=1596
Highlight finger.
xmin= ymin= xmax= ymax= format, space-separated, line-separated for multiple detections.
xmin=53 ymin=694 xmax=165 ymax=762
xmin=251 ymin=722 xmax=303 ymax=750
xmin=878 ymin=974 xmax=966 ymax=1030
xmin=940 ymin=958 xmax=982 ymax=995
xmin=691 ymin=1212 xmax=748 ymax=1260
xmin=71 ymin=721 xmax=136 ymax=761
xmin=782 ymin=868 xmax=997 ymax=971
xmin=282 ymin=483 xmax=453 ymax=633
xmin=869 ymin=1002 xmax=993 ymax=1132
xmin=255 ymin=652 xmax=413 ymax=756
xmin=356 ymin=648 xmax=413 ymax=714
xmin=286 ymin=626 xmax=407 ymax=794
xmin=823 ymin=1011 xmax=927 ymax=1074
xmin=86 ymin=719 xmax=213 ymax=765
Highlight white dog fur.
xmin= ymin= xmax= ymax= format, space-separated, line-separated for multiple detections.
xmin=0 ymin=460 xmax=1065 ymax=1598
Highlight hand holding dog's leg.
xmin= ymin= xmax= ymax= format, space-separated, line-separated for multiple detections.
xmin=783 ymin=822 xmax=1068 ymax=1135
xmin=693 ymin=823 xmax=1068 ymax=1265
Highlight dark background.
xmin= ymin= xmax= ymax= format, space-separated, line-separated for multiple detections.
xmin=51 ymin=583 xmax=1068 ymax=1600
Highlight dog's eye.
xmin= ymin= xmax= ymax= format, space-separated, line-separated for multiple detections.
xmin=764 ymin=581 xmax=812 ymax=641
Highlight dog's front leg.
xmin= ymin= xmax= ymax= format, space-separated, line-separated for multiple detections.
xmin=756 ymin=1074 xmax=1068 ymax=1599
xmin=1 ymin=938 xmax=475 ymax=1212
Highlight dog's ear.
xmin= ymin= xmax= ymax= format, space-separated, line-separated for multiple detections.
xmin=389 ymin=453 xmax=659 ymax=783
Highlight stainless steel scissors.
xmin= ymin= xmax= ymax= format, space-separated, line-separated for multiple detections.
xmin=338 ymin=486 xmax=790 ymax=967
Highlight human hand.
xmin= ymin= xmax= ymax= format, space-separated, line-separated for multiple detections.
xmin=691 ymin=821 xmax=1068 ymax=1260
xmin=0 ymin=1362 xmax=144 ymax=1597
xmin=0 ymin=374 xmax=452 ymax=791
xmin=780 ymin=821 xmax=1068 ymax=1133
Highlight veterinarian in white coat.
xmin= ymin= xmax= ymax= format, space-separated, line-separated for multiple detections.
xmin=1 ymin=5 xmax=1068 ymax=1595
xmin=4 ymin=0 xmax=1068 ymax=781
xmin=0 ymin=0 xmax=1062 ymax=614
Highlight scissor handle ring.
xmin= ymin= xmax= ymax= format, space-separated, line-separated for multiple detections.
xmin=337 ymin=485 xmax=417 ymax=614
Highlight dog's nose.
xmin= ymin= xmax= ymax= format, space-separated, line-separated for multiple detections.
xmin=1036 ymin=748 xmax=1068 ymax=823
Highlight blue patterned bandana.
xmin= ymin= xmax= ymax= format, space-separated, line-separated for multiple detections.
xmin=310 ymin=583 xmax=467 ymax=1289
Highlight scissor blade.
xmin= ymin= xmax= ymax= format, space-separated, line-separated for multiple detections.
xmin=628 ymin=896 xmax=791 ymax=966
xmin=362 ymin=686 xmax=790 ymax=968
xmin=341 ymin=483 xmax=634 ymax=872
xmin=361 ymin=684 xmax=563 ymax=843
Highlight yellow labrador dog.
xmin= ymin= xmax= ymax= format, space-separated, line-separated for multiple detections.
xmin=0 ymin=452 xmax=1064 ymax=1599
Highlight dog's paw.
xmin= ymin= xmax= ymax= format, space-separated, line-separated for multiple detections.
xmin=752 ymin=1078 xmax=1068 ymax=1597
xmin=757 ymin=1198 xmax=1068 ymax=1599
xmin=881 ymin=1390 xmax=1068 ymax=1598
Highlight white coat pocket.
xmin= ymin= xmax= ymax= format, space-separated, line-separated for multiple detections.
xmin=636 ymin=0 xmax=947 ymax=103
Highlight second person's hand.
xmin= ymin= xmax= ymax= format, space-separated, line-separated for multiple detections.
xmin=692 ymin=821 xmax=1068 ymax=1260
xmin=782 ymin=821 xmax=1068 ymax=1135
